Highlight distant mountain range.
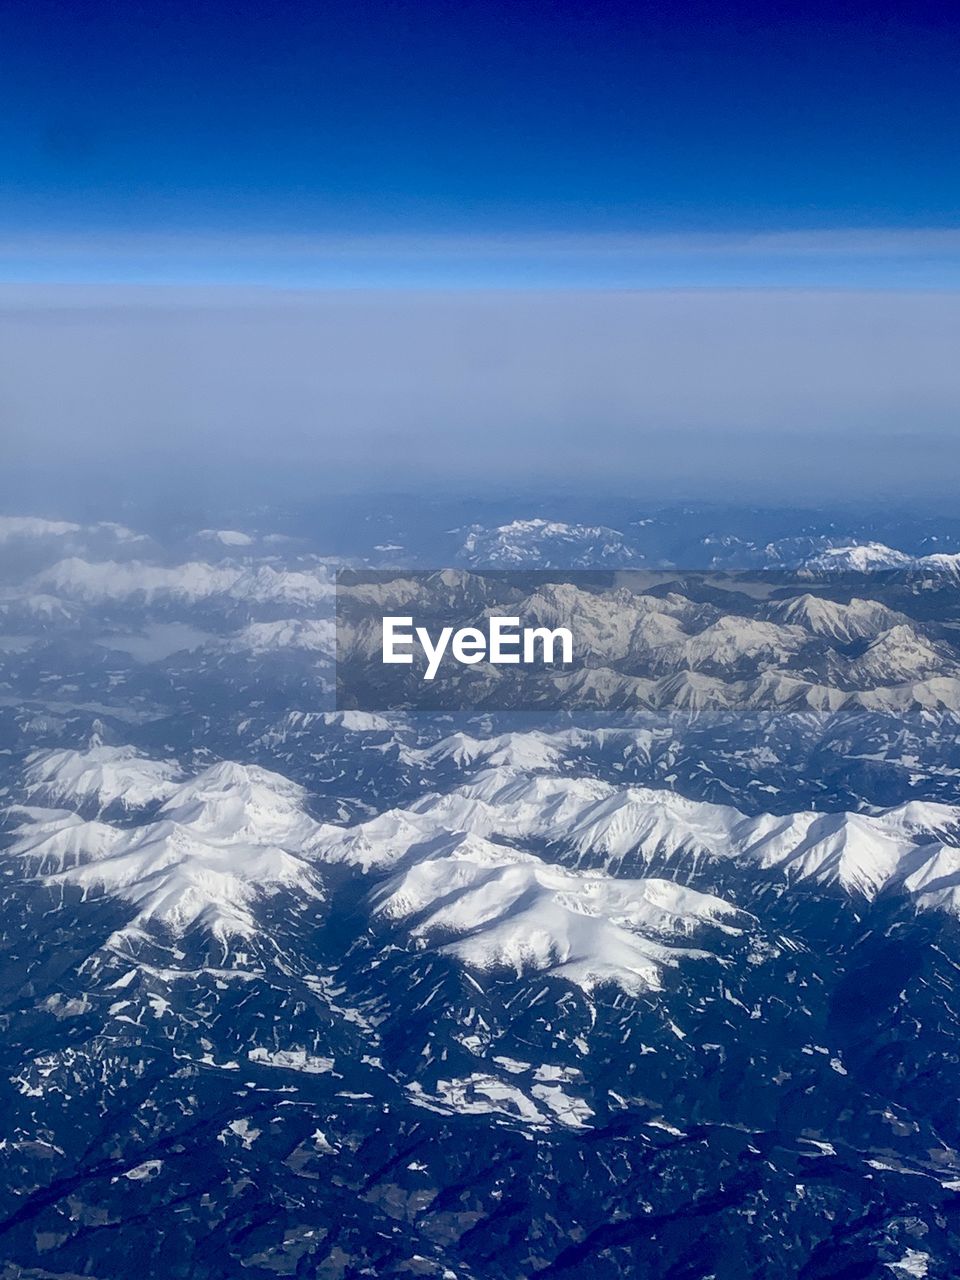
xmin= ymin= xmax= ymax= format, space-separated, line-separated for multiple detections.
xmin=3 ymin=502 xmax=960 ymax=1278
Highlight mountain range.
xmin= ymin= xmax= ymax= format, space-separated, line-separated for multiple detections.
xmin=3 ymin=501 xmax=960 ymax=1278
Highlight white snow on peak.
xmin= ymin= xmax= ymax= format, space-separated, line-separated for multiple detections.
xmin=226 ymin=618 xmax=335 ymax=656
xmin=460 ymin=518 xmax=638 ymax=567
xmin=510 ymin=583 xmax=697 ymax=661
xmin=422 ymin=729 xmax=566 ymax=773
xmin=10 ymin=753 xmax=324 ymax=939
xmin=0 ymin=590 xmax=78 ymax=623
xmin=24 ymin=745 xmax=183 ymax=810
xmin=373 ymin=834 xmax=746 ymax=993
xmin=15 ymin=742 xmax=960 ymax=978
xmin=765 ymin=594 xmax=907 ymax=644
xmin=229 ymin=564 xmax=334 ymax=608
xmin=158 ymin=761 xmax=319 ymax=849
xmin=803 ymin=542 xmax=960 ymax=577
xmin=505 ymin=581 xmax=909 ymax=679
xmin=320 ymin=766 xmax=960 ymax=906
xmin=550 ymin=663 xmax=960 ymax=717
xmin=320 ymin=710 xmax=399 ymax=732
xmin=320 ymin=770 xmax=760 ymax=873
xmin=916 ymin=552 xmax=960 ymax=577
xmin=8 ymin=807 xmax=126 ymax=874
xmin=803 ymin=543 xmax=915 ymax=572
xmin=17 ymin=748 xmax=758 ymax=989
xmin=649 ymin=615 xmax=808 ymax=675
xmin=845 ymin=624 xmax=953 ymax=687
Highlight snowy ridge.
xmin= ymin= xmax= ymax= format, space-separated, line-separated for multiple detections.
xmin=505 ymin=583 xmax=701 ymax=661
xmin=322 ymin=764 xmax=960 ymax=904
xmin=803 ymin=543 xmax=916 ymax=572
xmin=802 ymin=542 xmax=960 ymax=576
xmin=552 ymin=664 xmax=960 ymax=715
xmin=0 ymin=590 xmax=78 ymax=624
xmin=374 ymin=833 xmax=747 ymax=993
xmin=845 ymin=624 xmax=950 ymax=686
xmin=459 ymin=518 xmax=642 ymax=567
xmin=511 ymin=582 xmax=947 ymax=677
xmin=493 ymin=582 xmax=959 ymax=705
xmin=24 ymin=745 xmax=184 ymax=811
xmin=7 ymin=807 xmax=126 ymax=874
xmin=763 ymin=594 xmax=908 ymax=643
xmin=339 ymin=573 xmax=960 ymax=714
xmin=419 ymin=729 xmax=567 ymax=772
xmin=33 ymin=559 xmax=237 ymax=603
xmin=341 ymin=568 xmax=515 ymax=612
xmin=13 ymin=741 xmax=960 ymax=991
xmin=10 ymin=753 xmax=324 ymax=939
xmin=225 ymin=618 xmax=336 ymax=656
xmin=644 ymin=615 xmax=810 ymax=675
xmin=6 ymin=746 xmax=750 ymax=992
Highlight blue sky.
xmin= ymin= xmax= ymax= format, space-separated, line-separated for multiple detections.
xmin=2 ymin=1 xmax=959 ymax=506
xmin=2 ymin=0 xmax=959 ymax=287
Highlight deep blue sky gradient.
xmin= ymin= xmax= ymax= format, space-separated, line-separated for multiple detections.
xmin=2 ymin=0 xmax=959 ymax=243
xmin=1 ymin=3 xmax=959 ymax=498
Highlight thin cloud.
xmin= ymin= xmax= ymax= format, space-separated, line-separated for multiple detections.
xmin=0 ymin=286 xmax=958 ymax=504
xmin=1 ymin=230 xmax=960 ymax=290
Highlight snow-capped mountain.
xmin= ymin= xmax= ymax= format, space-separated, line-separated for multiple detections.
xmin=374 ymin=835 xmax=748 ymax=994
xmin=458 ymin=518 xmax=644 ymax=567
xmin=1 ymin=747 xmax=753 ymax=992
xmin=12 ymin=751 xmax=323 ymax=939
xmin=223 ymin=617 xmax=336 ymax=656
xmin=762 ymin=593 xmax=908 ymax=643
xmin=19 ymin=739 xmax=960 ymax=993
xmin=340 ymin=570 xmax=960 ymax=718
xmin=554 ymin=662 xmax=960 ymax=715
xmin=7 ymin=504 xmax=960 ymax=1279
xmin=801 ymin=541 xmax=917 ymax=572
xmin=844 ymin=623 xmax=954 ymax=687
xmin=802 ymin=542 xmax=960 ymax=576
xmin=504 ymin=582 xmax=704 ymax=661
xmin=0 ymin=589 xmax=78 ymax=625
xmin=24 ymin=744 xmax=184 ymax=810
xmin=320 ymin=762 xmax=960 ymax=905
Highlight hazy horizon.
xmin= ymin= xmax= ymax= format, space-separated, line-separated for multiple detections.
xmin=2 ymin=281 xmax=958 ymax=513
